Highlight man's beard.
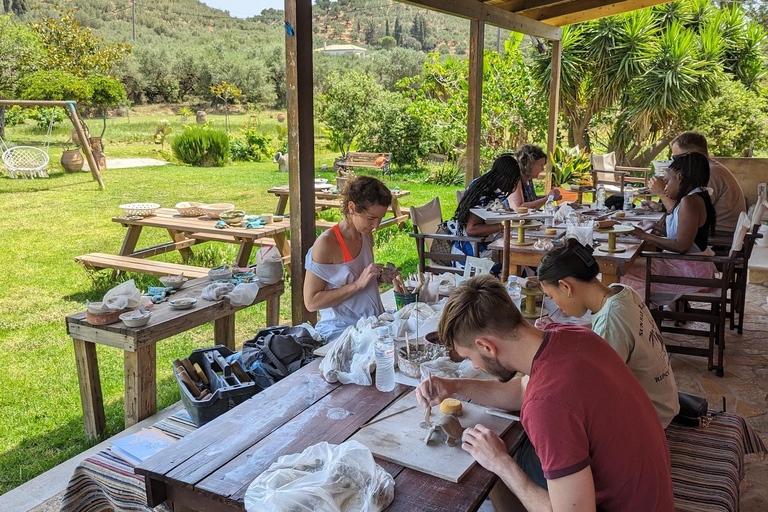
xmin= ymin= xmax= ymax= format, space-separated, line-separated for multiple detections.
xmin=481 ymin=354 xmax=515 ymax=382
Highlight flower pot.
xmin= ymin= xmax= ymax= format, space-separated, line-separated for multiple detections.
xmin=61 ymin=149 xmax=85 ymax=173
xmin=70 ymin=126 xmax=90 ymax=147
xmin=93 ymin=150 xmax=107 ymax=170
xmin=555 ymin=186 xmax=579 ymax=202
xmin=276 ymin=113 xmax=286 ymax=123
xmin=89 ymin=137 xmax=103 ymax=152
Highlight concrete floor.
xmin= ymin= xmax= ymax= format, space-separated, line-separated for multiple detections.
xmin=4 ymin=287 xmax=768 ymax=512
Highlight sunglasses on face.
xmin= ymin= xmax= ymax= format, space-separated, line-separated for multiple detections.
xmin=671 ymin=152 xmax=690 ymax=162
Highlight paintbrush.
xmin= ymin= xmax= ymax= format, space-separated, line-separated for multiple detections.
xmin=360 ymin=405 xmax=418 ymax=428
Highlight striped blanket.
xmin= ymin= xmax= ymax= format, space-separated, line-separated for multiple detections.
xmin=60 ymin=411 xmax=197 ymax=512
xmin=668 ymin=412 xmax=766 ymax=512
xmin=59 ymin=410 xmax=764 ymax=512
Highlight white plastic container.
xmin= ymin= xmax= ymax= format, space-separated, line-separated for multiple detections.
xmin=375 ymin=326 xmax=395 ymax=392
xmin=506 ymin=276 xmax=522 ymax=311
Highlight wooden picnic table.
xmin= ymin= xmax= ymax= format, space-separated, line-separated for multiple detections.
xmin=267 ymin=185 xmax=411 ymax=229
xmin=112 ymin=208 xmax=291 ymax=268
xmin=136 ymin=359 xmax=525 ymax=511
xmin=66 ymin=276 xmax=284 ymax=439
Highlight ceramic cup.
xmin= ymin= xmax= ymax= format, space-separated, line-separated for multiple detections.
xmin=262 ymin=213 xmax=274 ymax=224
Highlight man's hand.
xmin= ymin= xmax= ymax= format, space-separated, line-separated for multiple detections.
xmin=461 ymin=424 xmax=511 ymax=475
xmin=415 ymin=375 xmax=455 ymax=407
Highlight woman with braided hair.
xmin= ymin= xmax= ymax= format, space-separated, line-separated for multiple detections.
xmin=622 ymin=152 xmax=717 ymax=304
xmin=445 ymin=153 xmax=522 ymax=258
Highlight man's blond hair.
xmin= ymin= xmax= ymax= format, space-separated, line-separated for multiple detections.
xmin=438 ymin=275 xmax=524 ymax=350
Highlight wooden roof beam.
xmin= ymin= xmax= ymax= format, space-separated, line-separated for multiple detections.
xmin=488 ymin=0 xmax=572 ymax=13
xmin=525 ymin=0 xmax=673 ymax=26
xmin=401 ymin=0 xmax=561 ymax=40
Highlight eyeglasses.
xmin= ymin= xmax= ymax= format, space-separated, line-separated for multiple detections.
xmin=671 ymin=152 xmax=690 ymax=162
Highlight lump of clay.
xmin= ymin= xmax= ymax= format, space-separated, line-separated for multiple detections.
xmin=424 ymin=415 xmax=464 ymax=447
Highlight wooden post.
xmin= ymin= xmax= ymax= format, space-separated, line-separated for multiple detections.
xmin=466 ymin=19 xmax=484 ymax=185
xmin=285 ymin=0 xmax=317 ymax=325
xmin=545 ymin=39 xmax=562 ymax=194
xmin=68 ymin=103 xmax=105 ymax=190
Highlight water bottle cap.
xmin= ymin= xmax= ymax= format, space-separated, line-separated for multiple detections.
xmin=376 ymin=326 xmax=390 ymax=336
xmin=507 ymin=275 xmax=517 ymax=283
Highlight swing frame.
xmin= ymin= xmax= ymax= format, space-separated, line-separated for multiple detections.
xmin=0 ymin=99 xmax=105 ymax=190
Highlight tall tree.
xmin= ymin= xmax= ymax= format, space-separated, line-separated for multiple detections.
xmin=393 ymin=17 xmax=403 ymax=45
xmin=385 ymin=19 xmax=390 ymax=37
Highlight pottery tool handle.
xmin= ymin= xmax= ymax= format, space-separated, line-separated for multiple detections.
xmin=485 ymin=409 xmax=520 ymax=421
xmin=360 ymin=405 xmax=418 ymax=429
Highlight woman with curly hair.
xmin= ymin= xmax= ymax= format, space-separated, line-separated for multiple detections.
xmin=508 ymin=144 xmax=561 ymax=209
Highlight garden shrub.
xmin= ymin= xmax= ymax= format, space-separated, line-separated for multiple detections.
xmin=229 ymin=128 xmax=274 ymax=162
xmin=4 ymin=106 xmax=27 ymax=127
xmin=28 ymin=107 xmax=67 ymax=130
xmin=171 ymin=126 xmax=230 ymax=167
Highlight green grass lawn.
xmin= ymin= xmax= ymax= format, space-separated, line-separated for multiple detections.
xmin=0 ymin=112 xmax=462 ymax=493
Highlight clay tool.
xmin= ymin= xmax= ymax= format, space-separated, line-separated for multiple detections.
xmin=538 ymin=298 xmax=546 ymax=324
xmin=405 ymin=331 xmax=411 ymax=359
xmin=360 ymin=405 xmax=418 ymax=428
xmin=485 ymin=409 xmax=520 ymax=421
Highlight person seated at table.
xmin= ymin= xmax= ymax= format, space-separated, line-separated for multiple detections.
xmin=446 ymin=153 xmax=522 ymax=259
xmin=507 ymin=144 xmax=561 ymax=210
xmin=417 ymin=275 xmax=674 ymax=512
xmin=304 ymin=176 xmax=398 ymax=342
xmin=536 ymin=238 xmax=679 ymax=428
xmin=648 ymin=131 xmax=745 ymax=232
xmin=622 ymin=152 xmax=717 ymax=304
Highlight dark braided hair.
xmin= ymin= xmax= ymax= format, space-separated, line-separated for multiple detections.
xmin=538 ymin=238 xmax=599 ymax=285
xmin=668 ymin=152 xmax=716 ymax=235
xmin=453 ymin=154 xmax=521 ymax=226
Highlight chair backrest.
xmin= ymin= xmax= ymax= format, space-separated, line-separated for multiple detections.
xmin=729 ymin=211 xmax=751 ymax=257
xmin=410 ymin=197 xmax=443 ymax=251
xmin=590 ymin=152 xmax=617 ymax=183
xmin=750 ymin=199 xmax=768 ymax=232
xmin=456 ymin=188 xmax=466 ymax=205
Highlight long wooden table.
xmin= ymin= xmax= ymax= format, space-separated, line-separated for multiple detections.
xmin=268 ymin=186 xmax=411 ymax=229
xmin=66 ymin=277 xmax=284 ymax=439
xmin=136 ymin=360 xmax=525 ymax=512
xmin=113 ymin=208 xmax=291 ymax=268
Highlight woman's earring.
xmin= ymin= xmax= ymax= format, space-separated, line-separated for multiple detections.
xmin=567 ymin=291 xmax=572 ymax=298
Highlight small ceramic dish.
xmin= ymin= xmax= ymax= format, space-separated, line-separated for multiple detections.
xmin=235 ymin=272 xmax=256 ymax=283
xmin=119 ymin=310 xmax=153 ymax=327
xmin=201 ymin=203 xmax=236 ymax=219
xmin=120 ymin=202 xmax=160 ymax=217
xmin=176 ymin=202 xmax=206 ymax=217
xmin=168 ymin=297 xmax=197 ymax=310
xmin=159 ymin=275 xmax=188 ymax=290
xmin=220 ymin=209 xmax=246 ymax=225
xmin=209 ymin=265 xmax=233 ymax=281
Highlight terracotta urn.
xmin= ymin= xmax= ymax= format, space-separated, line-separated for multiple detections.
xmin=196 ymin=111 xmax=207 ymax=125
xmin=92 ymin=150 xmax=107 ymax=170
xmin=89 ymin=137 xmax=103 ymax=152
xmin=61 ymin=149 xmax=85 ymax=173
xmin=70 ymin=126 xmax=90 ymax=147
xmin=276 ymin=113 xmax=286 ymax=123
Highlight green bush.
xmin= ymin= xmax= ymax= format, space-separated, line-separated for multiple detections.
xmin=3 ymin=106 xmax=27 ymax=127
xmin=171 ymin=126 xmax=230 ymax=167
xmin=27 ymin=107 xmax=67 ymax=130
xmin=229 ymin=128 xmax=274 ymax=162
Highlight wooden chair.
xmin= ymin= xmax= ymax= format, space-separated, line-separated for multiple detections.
xmin=455 ymin=256 xmax=495 ymax=284
xmin=409 ymin=197 xmax=482 ymax=275
xmin=727 ymin=204 xmax=766 ymax=333
xmin=643 ymin=223 xmax=750 ymax=376
xmin=456 ymin=188 xmax=466 ymax=205
xmin=591 ymin=152 xmax=652 ymax=196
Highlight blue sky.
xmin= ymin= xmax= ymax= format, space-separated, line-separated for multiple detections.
xmin=199 ymin=1 xmax=285 ymax=18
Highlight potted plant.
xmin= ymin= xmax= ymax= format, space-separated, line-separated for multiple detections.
xmin=549 ymin=146 xmax=593 ymax=202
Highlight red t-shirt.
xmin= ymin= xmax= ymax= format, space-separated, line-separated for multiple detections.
xmin=522 ymin=324 xmax=674 ymax=511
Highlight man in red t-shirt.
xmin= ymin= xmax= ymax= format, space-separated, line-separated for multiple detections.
xmin=417 ymin=275 xmax=674 ymax=511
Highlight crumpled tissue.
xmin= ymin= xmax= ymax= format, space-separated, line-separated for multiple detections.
xmin=202 ymin=282 xmax=235 ymax=301
xmin=86 ymin=279 xmax=141 ymax=313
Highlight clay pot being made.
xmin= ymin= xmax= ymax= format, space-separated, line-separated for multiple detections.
xmin=61 ymin=149 xmax=85 ymax=173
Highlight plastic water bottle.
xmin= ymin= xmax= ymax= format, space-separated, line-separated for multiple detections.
xmin=624 ymin=189 xmax=636 ymax=212
xmin=375 ymin=326 xmax=395 ymax=392
xmin=544 ymin=194 xmax=557 ymax=227
xmin=506 ymin=276 xmax=522 ymax=311
xmin=596 ymin=185 xmax=606 ymax=210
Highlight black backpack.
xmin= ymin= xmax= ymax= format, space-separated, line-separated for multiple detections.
xmin=241 ymin=326 xmax=320 ymax=389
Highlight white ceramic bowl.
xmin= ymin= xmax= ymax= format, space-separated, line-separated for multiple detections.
xmin=120 ymin=202 xmax=160 ymax=217
xmin=119 ymin=310 xmax=152 ymax=327
xmin=201 ymin=203 xmax=235 ymax=219
xmin=209 ymin=268 xmax=233 ymax=280
xmin=175 ymin=202 xmax=206 ymax=217
xmin=159 ymin=275 xmax=188 ymax=290
xmin=169 ymin=297 xmax=197 ymax=310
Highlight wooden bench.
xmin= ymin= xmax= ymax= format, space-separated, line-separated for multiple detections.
xmin=334 ymin=151 xmax=392 ymax=175
xmin=75 ymin=253 xmax=209 ymax=279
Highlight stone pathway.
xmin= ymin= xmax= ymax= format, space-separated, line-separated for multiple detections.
xmin=669 ymin=283 xmax=768 ymax=511
xmin=85 ymin=157 xmax=170 ymax=170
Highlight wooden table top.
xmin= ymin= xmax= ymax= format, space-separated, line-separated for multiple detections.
xmin=112 ymin=209 xmax=289 ymax=239
xmin=66 ymin=278 xmax=284 ymax=349
xmin=136 ymin=360 xmax=524 ymax=512
xmin=489 ymin=236 xmax=643 ymax=263
xmin=267 ymin=185 xmax=410 ymax=200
